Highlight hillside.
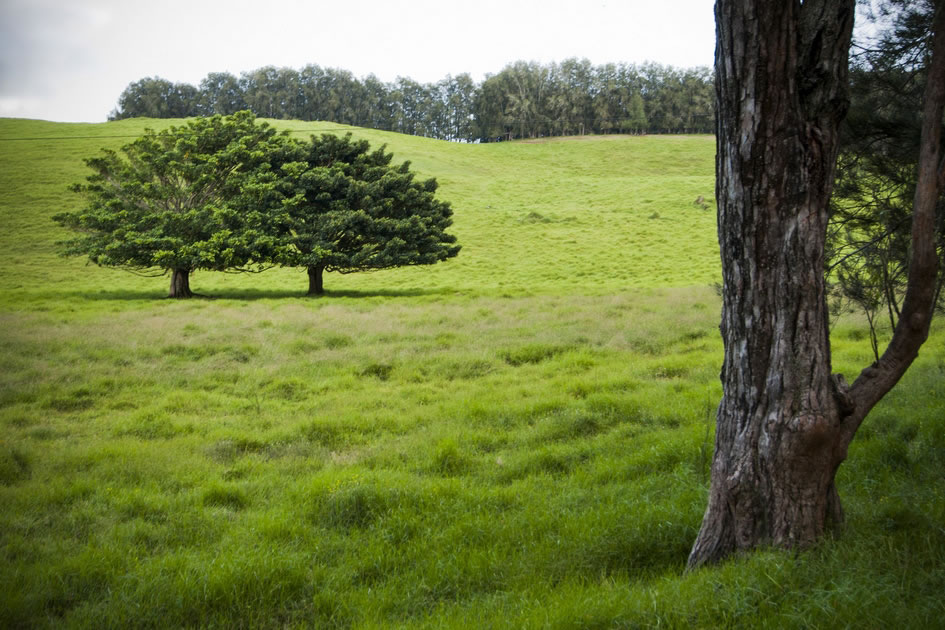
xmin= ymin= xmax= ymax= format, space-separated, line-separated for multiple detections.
xmin=1 ymin=118 xmax=943 ymax=628
xmin=0 ymin=117 xmax=718 ymax=299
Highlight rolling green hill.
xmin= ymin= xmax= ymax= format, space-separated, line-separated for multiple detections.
xmin=0 ymin=117 xmax=718 ymax=299
xmin=1 ymin=118 xmax=943 ymax=628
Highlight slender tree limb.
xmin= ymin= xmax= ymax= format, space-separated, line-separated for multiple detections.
xmin=826 ymin=221 xmax=906 ymax=272
xmin=844 ymin=0 xmax=945 ymax=439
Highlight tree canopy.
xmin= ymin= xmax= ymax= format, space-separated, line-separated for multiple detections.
xmin=242 ymin=132 xmax=460 ymax=295
xmin=828 ymin=0 xmax=945 ymax=355
xmin=54 ymin=112 xmax=285 ymax=297
xmin=55 ymin=113 xmax=460 ymax=297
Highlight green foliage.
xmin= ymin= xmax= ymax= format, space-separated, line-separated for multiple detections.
xmin=108 ymin=76 xmax=201 ymax=120
xmin=109 ymin=59 xmax=713 ymax=141
xmin=53 ymin=112 xmax=286 ymax=293
xmin=477 ymin=59 xmax=712 ymax=140
xmin=828 ymin=0 xmax=945 ymax=343
xmin=266 ymin=133 xmax=461 ymax=292
xmin=55 ymin=118 xmax=460 ymax=297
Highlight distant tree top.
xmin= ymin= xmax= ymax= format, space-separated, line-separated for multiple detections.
xmin=108 ymin=60 xmax=715 ymax=142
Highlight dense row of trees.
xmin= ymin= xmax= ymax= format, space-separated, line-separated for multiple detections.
xmin=55 ymin=112 xmax=460 ymax=297
xmin=108 ymin=60 xmax=714 ymax=141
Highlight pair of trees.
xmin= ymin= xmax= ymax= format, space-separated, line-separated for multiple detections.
xmin=54 ymin=112 xmax=460 ymax=297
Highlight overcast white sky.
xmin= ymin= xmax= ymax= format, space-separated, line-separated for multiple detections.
xmin=0 ymin=0 xmax=716 ymax=123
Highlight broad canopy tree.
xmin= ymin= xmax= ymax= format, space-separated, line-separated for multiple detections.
xmin=55 ymin=112 xmax=285 ymax=297
xmin=265 ymin=133 xmax=461 ymax=295
xmin=689 ymin=0 xmax=945 ymax=568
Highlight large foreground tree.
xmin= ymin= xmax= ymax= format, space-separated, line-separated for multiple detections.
xmin=688 ymin=0 xmax=945 ymax=568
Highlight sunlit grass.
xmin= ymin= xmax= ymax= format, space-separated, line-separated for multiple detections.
xmin=1 ymin=118 xmax=943 ymax=628
xmin=0 ymin=117 xmax=718 ymax=298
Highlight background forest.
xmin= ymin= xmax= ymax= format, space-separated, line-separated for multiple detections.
xmin=108 ymin=59 xmax=714 ymax=141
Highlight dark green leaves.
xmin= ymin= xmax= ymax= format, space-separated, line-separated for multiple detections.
xmin=271 ymin=133 xmax=460 ymax=289
xmin=55 ymin=112 xmax=287 ymax=277
xmin=55 ymin=116 xmax=460 ymax=296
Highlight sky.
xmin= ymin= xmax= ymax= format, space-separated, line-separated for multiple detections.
xmin=0 ymin=0 xmax=716 ymax=123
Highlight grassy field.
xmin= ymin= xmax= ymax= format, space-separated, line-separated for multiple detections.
xmin=1 ymin=117 xmax=943 ymax=628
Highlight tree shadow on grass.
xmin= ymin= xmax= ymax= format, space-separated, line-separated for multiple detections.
xmin=310 ymin=287 xmax=456 ymax=300
xmin=60 ymin=286 xmax=457 ymax=302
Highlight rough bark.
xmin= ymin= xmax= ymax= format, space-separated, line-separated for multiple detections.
xmin=307 ymin=264 xmax=325 ymax=296
xmin=688 ymin=0 xmax=944 ymax=568
xmin=168 ymin=268 xmax=193 ymax=298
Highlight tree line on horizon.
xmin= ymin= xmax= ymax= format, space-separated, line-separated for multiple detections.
xmin=108 ymin=59 xmax=714 ymax=141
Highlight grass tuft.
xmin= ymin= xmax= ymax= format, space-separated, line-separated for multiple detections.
xmin=313 ymin=480 xmax=392 ymax=529
xmin=430 ymin=438 xmax=474 ymax=476
xmin=359 ymin=362 xmax=394 ymax=380
xmin=201 ymin=483 xmax=249 ymax=510
xmin=0 ymin=445 xmax=31 ymax=485
xmin=500 ymin=343 xmax=571 ymax=366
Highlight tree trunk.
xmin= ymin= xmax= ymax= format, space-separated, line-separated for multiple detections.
xmin=168 ymin=268 xmax=193 ymax=298
xmin=689 ymin=0 xmax=945 ymax=569
xmin=307 ymin=264 xmax=325 ymax=296
xmin=688 ymin=0 xmax=855 ymax=566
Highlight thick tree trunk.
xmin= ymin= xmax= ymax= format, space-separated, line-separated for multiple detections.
xmin=307 ymin=264 xmax=325 ymax=296
xmin=168 ymin=268 xmax=193 ymax=298
xmin=689 ymin=0 xmax=945 ymax=569
xmin=689 ymin=0 xmax=855 ymax=567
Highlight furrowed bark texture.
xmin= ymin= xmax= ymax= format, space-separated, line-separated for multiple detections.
xmin=307 ymin=265 xmax=325 ymax=296
xmin=689 ymin=0 xmax=945 ymax=569
xmin=169 ymin=268 xmax=193 ymax=298
xmin=689 ymin=0 xmax=855 ymax=567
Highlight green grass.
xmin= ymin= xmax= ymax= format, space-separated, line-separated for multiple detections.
xmin=0 ymin=118 xmax=719 ymax=299
xmin=1 ymin=117 xmax=944 ymax=628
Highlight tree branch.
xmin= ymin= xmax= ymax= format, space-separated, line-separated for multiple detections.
xmin=845 ymin=0 xmax=945 ymax=439
xmin=826 ymin=221 xmax=906 ymax=273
